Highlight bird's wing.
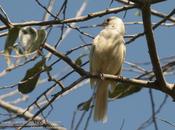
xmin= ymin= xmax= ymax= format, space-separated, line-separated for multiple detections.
xmin=89 ymin=34 xmax=100 ymax=74
xmin=115 ymin=37 xmax=126 ymax=75
xmin=89 ymin=43 xmax=95 ymax=87
xmin=89 ymin=44 xmax=95 ymax=73
xmin=110 ymin=37 xmax=126 ymax=92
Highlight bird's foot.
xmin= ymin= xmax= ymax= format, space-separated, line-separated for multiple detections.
xmin=99 ymin=73 xmax=105 ymax=80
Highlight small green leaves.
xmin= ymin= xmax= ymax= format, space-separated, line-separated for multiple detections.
xmin=3 ymin=26 xmax=47 ymax=66
xmin=18 ymin=26 xmax=38 ymax=53
xmin=77 ymin=98 xmax=92 ymax=111
xmin=4 ymin=26 xmax=20 ymax=54
xmin=19 ymin=27 xmax=47 ymax=54
xmin=18 ymin=59 xmax=45 ymax=94
xmin=28 ymin=29 xmax=47 ymax=53
xmin=75 ymin=58 xmax=82 ymax=66
xmin=4 ymin=26 xmax=20 ymax=66
xmin=3 ymin=26 xmax=47 ymax=93
xmin=109 ymin=83 xmax=142 ymax=99
xmin=75 ymin=54 xmax=88 ymax=66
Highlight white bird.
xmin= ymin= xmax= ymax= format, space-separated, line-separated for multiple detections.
xmin=89 ymin=16 xmax=126 ymax=122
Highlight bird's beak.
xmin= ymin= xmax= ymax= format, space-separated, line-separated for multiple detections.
xmin=96 ymin=21 xmax=107 ymax=27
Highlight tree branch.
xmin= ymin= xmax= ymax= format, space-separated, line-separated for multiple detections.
xmin=141 ymin=0 xmax=166 ymax=87
xmin=0 ymin=99 xmax=66 ymax=130
xmin=0 ymin=13 xmax=12 ymax=28
xmin=116 ymin=0 xmax=166 ymax=5
xmin=90 ymin=74 xmax=175 ymax=100
xmin=43 ymin=42 xmax=175 ymax=99
xmin=0 ymin=5 xmax=135 ymax=31
xmin=117 ymin=0 xmax=175 ymax=23
xmin=151 ymin=9 xmax=175 ymax=23
xmin=18 ymin=76 xmax=87 ymax=130
xmin=43 ymin=43 xmax=87 ymax=76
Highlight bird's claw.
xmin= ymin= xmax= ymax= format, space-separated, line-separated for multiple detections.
xmin=100 ymin=73 xmax=104 ymax=80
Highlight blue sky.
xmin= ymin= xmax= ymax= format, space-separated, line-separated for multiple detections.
xmin=0 ymin=0 xmax=175 ymax=130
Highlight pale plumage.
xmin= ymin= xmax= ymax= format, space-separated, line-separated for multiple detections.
xmin=90 ymin=16 xmax=126 ymax=122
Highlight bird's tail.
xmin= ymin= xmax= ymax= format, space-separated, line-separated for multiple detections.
xmin=94 ymin=80 xmax=108 ymax=123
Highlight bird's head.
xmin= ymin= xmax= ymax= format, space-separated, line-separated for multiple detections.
xmin=100 ymin=16 xmax=125 ymax=36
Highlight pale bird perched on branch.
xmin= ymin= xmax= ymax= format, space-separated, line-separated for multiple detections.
xmin=89 ymin=16 xmax=126 ymax=122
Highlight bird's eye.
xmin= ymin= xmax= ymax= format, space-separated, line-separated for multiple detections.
xmin=106 ymin=18 xmax=110 ymax=22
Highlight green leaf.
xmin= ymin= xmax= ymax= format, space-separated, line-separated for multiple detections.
xmin=75 ymin=58 xmax=82 ymax=66
xmin=109 ymin=83 xmax=142 ymax=99
xmin=18 ymin=26 xmax=38 ymax=53
xmin=18 ymin=59 xmax=45 ymax=94
xmin=75 ymin=54 xmax=88 ymax=66
xmin=28 ymin=29 xmax=47 ymax=53
xmin=4 ymin=26 xmax=20 ymax=54
xmin=77 ymin=98 xmax=92 ymax=111
xmin=4 ymin=26 xmax=20 ymax=66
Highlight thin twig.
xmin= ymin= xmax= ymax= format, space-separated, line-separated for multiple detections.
xmin=70 ymin=111 xmax=77 ymax=130
xmin=44 ymin=43 xmax=88 ymax=76
xmin=0 ymin=5 xmax=135 ymax=31
xmin=84 ymin=107 xmax=93 ymax=130
xmin=0 ymin=99 xmax=65 ymax=130
xmin=149 ymin=89 xmax=158 ymax=130
xmin=120 ymin=119 xmax=125 ymax=130
xmin=0 ymin=6 xmax=12 ymax=28
xmin=18 ymin=76 xmax=87 ymax=130
xmin=35 ymin=0 xmax=57 ymax=19
xmin=137 ymin=95 xmax=168 ymax=130
xmin=74 ymin=111 xmax=86 ymax=130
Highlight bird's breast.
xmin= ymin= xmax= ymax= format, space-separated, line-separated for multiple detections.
xmin=92 ymin=42 xmax=124 ymax=74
